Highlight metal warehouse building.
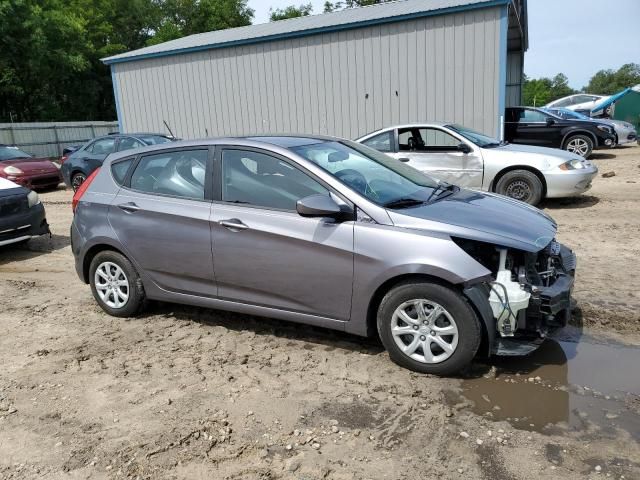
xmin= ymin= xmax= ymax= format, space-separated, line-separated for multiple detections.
xmin=103 ymin=0 xmax=527 ymax=140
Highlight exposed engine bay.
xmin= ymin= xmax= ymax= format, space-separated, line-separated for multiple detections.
xmin=455 ymin=237 xmax=576 ymax=354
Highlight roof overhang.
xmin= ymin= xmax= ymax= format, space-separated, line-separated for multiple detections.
xmin=103 ymin=0 xmax=511 ymax=65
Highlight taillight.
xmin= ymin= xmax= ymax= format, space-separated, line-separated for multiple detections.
xmin=60 ymin=155 xmax=68 ymax=164
xmin=72 ymin=168 xmax=100 ymax=213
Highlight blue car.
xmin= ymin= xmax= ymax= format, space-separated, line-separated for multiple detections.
xmin=61 ymin=133 xmax=174 ymax=190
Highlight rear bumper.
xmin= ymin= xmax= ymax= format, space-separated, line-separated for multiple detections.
xmin=0 ymin=203 xmax=50 ymax=246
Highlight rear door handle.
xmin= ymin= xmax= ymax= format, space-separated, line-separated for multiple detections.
xmin=219 ymin=218 xmax=248 ymax=230
xmin=117 ymin=202 xmax=141 ymax=213
xmin=398 ymin=157 xmax=410 ymax=162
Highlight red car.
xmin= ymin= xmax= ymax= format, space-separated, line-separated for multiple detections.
xmin=0 ymin=145 xmax=62 ymax=190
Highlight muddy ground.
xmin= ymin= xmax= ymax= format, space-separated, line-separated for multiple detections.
xmin=1 ymin=145 xmax=639 ymax=479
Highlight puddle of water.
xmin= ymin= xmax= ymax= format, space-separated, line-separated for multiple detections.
xmin=457 ymin=328 xmax=640 ymax=439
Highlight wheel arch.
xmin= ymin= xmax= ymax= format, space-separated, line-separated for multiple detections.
xmin=364 ymin=274 xmax=492 ymax=357
xmin=561 ymin=130 xmax=598 ymax=148
xmin=490 ymin=165 xmax=547 ymax=197
xmin=81 ymin=243 xmax=129 ymax=284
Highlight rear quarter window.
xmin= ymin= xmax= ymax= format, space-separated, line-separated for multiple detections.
xmin=111 ymin=159 xmax=134 ymax=185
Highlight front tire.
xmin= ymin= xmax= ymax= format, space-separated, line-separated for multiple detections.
xmin=89 ymin=251 xmax=145 ymax=317
xmin=564 ymin=134 xmax=593 ymax=158
xmin=495 ymin=169 xmax=543 ymax=205
xmin=71 ymin=172 xmax=87 ymax=191
xmin=377 ymin=282 xmax=481 ymax=376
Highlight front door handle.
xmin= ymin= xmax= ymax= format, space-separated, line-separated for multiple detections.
xmin=219 ymin=218 xmax=249 ymax=231
xmin=398 ymin=157 xmax=410 ymax=162
xmin=117 ymin=202 xmax=141 ymax=213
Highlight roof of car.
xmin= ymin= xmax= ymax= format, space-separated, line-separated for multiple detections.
xmin=103 ymin=135 xmax=344 ymax=162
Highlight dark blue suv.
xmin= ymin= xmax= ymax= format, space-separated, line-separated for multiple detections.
xmin=61 ymin=133 xmax=174 ymax=190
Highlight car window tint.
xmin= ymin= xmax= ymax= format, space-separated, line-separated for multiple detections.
xmin=399 ymin=127 xmax=458 ymax=151
xmin=88 ymin=138 xmax=116 ymax=155
xmin=111 ymin=159 xmax=133 ymax=185
xmin=362 ymin=131 xmax=393 ymax=152
xmin=518 ymin=110 xmax=547 ymax=122
xmin=553 ymin=97 xmax=573 ymax=107
xmin=119 ymin=137 xmax=144 ymax=151
xmin=138 ymin=135 xmax=172 ymax=145
xmin=222 ymin=149 xmax=327 ymax=210
xmin=130 ymin=149 xmax=207 ymax=200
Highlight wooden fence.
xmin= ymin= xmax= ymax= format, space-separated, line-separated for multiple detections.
xmin=0 ymin=121 xmax=119 ymax=158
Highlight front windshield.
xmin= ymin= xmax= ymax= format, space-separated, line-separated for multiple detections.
xmin=446 ymin=124 xmax=501 ymax=147
xmin=546 ymin=108 xmax=589 ymax=120
xmin=0 ymin=146 xmax=31 ymax=161
xmin=290 ymin=140 xmax=449 ymax=207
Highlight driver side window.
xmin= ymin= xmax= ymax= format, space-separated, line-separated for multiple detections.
xmin=221 ymin=149 xmax=327 ymax=211
xmin=399 ymin=127 xmax=459 ymax=152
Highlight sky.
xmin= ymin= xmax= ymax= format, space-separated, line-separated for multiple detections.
xmin=249 ymin=0 xmax=639 ymax=90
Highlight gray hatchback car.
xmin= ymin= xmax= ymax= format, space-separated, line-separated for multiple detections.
xmin=71 ymin=136 xmax=577 ymax=375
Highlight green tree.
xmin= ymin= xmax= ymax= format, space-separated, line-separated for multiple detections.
xmin=324 ymin=0 xmax=392 ymax=13
xmin=270 ymin=3 xmax=312 ymax=21
xmin=0 ymin=0 xmax=255 ymax=122
xmin=522 ymin=73 xmax=576 ymax=106
xmin=584 ymin=63 xmax=640 ymax=95
xmin=149 ymin=0 xmax=254 ymax=45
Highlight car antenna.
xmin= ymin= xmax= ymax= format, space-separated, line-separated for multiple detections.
xmin=163 ymin=119 xmax=176 ymax=139
xmin=205 ymin=127 xmax=209 ymax=137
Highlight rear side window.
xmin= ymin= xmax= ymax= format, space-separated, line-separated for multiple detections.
xmin=130 ymin=149 xmax=207 ymax=200
xmin=87 ymin=138 xmax=116 ymax=155
xmin=111 ymin=159 xmax=133 ymax=185
xmin=362 ymin=131 xmax=393 ymax=152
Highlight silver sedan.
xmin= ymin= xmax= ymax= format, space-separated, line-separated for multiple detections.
xmin=356 ymin=123 xmax=598 ymax=205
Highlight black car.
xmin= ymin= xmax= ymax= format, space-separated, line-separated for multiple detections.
xmin=0 ymin=178 xmax=50 ymax=247
xmin=504 ymin=107 xmax=616 ymax=158
xmin=60 ymin=133 xmax=175 ymax=190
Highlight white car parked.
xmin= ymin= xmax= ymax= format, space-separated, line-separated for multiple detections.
xmin=356 ymin=123 xmax=598 ymax=206
xmin=545 ymin=94 xmax=611 ymax=116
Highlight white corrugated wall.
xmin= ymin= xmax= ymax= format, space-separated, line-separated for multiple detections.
xmin=113 ymin=6 xmax=503 ymax=139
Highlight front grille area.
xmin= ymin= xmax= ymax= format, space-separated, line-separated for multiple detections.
xmin=0 ymin=195 xmax=27 ymax=216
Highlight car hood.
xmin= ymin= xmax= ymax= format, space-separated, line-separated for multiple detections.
xmin=484 ymin=143 xmax=582 ymax=164
xmin=387 ymin=189 xmax=557 ymax=253
xmin=0 ymin=157 xmax=59 ymax=173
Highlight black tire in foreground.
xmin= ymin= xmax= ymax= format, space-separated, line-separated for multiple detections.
xmin=377 ymin=281 xmax=482 ymax=376
xmin=89 ymin=250 xmax=145 ymax=317
xmin=495 ymin=169 xmax=544 ymax=205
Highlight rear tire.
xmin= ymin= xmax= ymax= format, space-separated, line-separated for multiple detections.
xmin=564 ymin=134 xmax=593 ymax=158
xmin=495 ymin=169 xmax=543 ymax=205
xmin=89 ymin=251 xmax=145 ymax=317
xmin=377 ymin=282 xmax=481 ymax=376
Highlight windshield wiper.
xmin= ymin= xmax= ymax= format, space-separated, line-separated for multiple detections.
xmin=383 ymin=198 xmax=426 ymax=209
xmin=426 ymin=182 xmax=455 ymax=203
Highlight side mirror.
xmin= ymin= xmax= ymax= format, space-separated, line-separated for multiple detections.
xmin=296 ymin=194 xmax=353 ymax=221
xmin=546 ymin=117 xmax=555 ymax=126
xmin=457 ymin=142 xmax=472 ymax=154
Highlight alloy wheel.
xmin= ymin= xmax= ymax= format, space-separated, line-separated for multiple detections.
xmin=566 ymin=138 xmax=590 ymax=157
xmin=94 ymin=261 xmax=130 ymax=309
xmin=390 ymin=299 xmax=459 ymax=364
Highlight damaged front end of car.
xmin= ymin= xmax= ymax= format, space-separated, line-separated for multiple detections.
xmin=457 ymin=237 xmax=576 ymax=356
